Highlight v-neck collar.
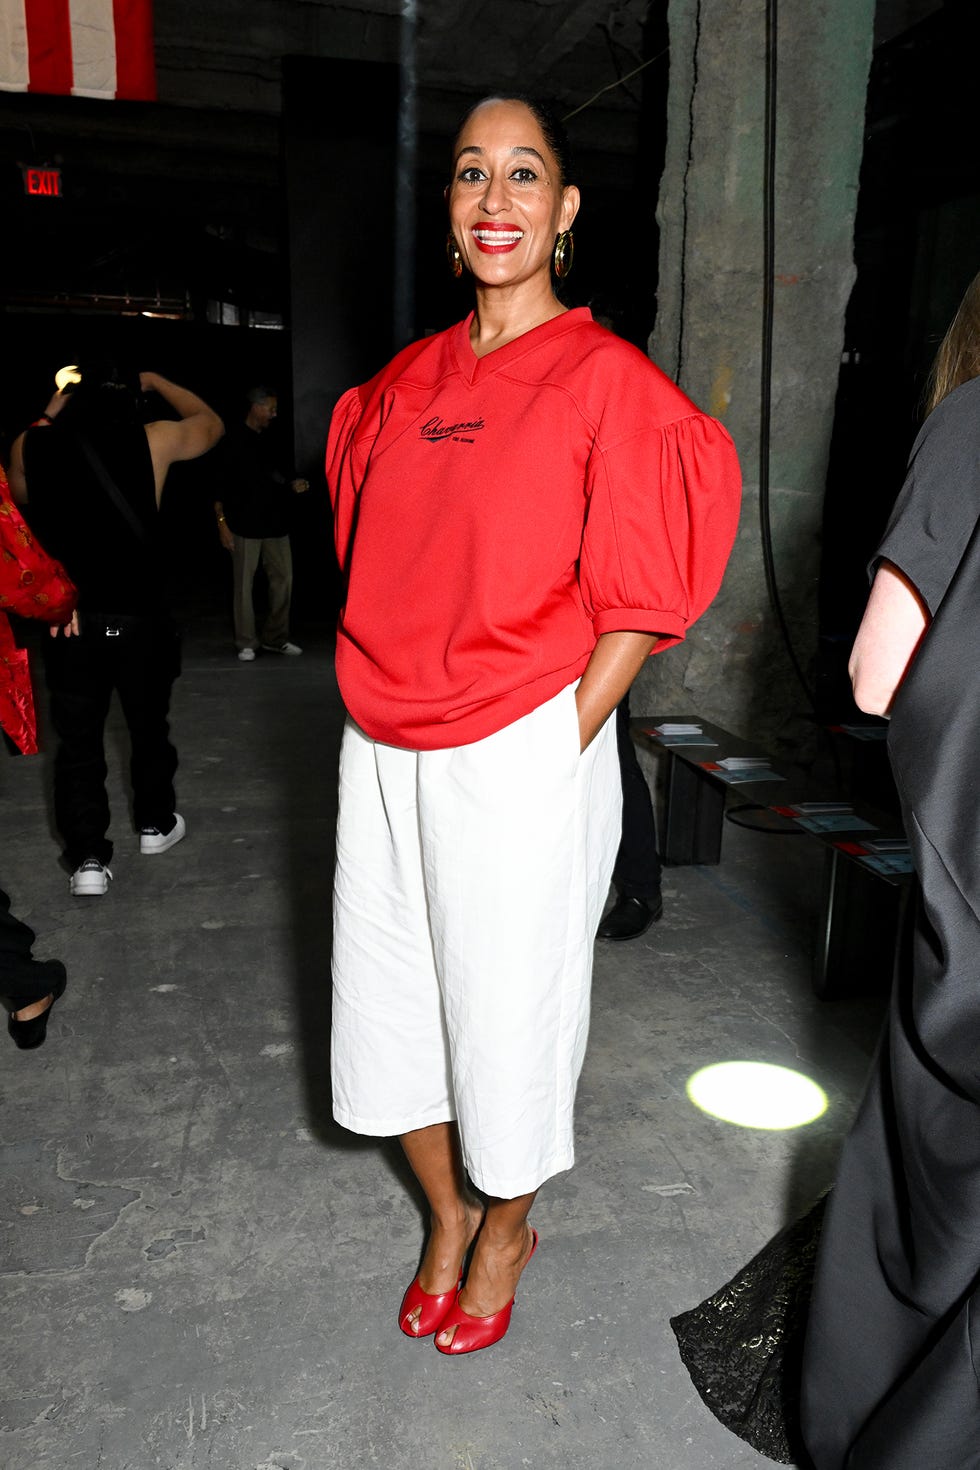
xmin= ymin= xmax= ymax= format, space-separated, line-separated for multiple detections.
xmin=450 ymin=308 xmax=593 ymax=387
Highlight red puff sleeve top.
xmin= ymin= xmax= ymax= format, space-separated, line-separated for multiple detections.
xmin=326 ymin=309 xmax=741 ymax=750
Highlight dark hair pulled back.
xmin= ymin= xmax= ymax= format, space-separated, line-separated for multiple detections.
xmin=451 ymin=95 xmax=576 ymax=188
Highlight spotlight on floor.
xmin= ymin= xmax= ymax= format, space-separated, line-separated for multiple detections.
xmin=686 ymin=1060 xmax=828 ymax=1130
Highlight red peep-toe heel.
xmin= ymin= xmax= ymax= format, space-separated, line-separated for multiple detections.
xmin=398 ymin=1273 xmax=462 ymax=1338
xmin=435 ymin=1229 xmax=539 ymax=1356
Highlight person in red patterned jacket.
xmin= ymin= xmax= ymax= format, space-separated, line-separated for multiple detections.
xmin=0 ymin=459 xmax=76 ymax=1046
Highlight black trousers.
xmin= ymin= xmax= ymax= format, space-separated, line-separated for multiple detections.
xmin=612 ymin=693 xmax=662 ymax=899
xmin=41 ymin=614 xmax=181 ymax=867
xmin=802 ymin=882 xmax=980 ymax=1469
xmin=0 ymin=886 xmax=66 ymax=1012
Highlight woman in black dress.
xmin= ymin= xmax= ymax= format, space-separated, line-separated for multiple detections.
xmin=800 ymin=271 xmax=980 ymax=1467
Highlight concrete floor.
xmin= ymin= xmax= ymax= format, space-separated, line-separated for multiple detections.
xmin=0 ymin=612 xmax=886 ymax=1470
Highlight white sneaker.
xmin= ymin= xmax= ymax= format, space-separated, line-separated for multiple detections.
xmin=70 ymin=859 xmax=112 ymax=896
xmin=238 ymin=647 xmax=256 ymax=662
xmin=140 ymin=813 xmax=186 ymax=855
xmin=260 ymin=641 xmax=302 ymax=655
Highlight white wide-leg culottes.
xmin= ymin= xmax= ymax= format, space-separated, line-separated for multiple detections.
xmin=331 ymin=682 xmax=621 ymax=1199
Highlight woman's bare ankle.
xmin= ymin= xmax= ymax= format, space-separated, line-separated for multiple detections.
xmin=431 ymin=1199 xmax=479 ymax=1233
xmin=418 ymin=1203 xmax=482 ymax=1294
xmin=479 ymin=1218 xmax=532 ymax=1256
xmin=11 ymin=994 xmax=53 ymax=1023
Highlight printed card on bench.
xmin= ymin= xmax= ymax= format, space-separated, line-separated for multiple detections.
xmin=649 ymin=732 xmax=718 ymax=747
xmin=704 ymin=765 xmax=785 ymax=785
xmin=795 ymin=813 xmax=878 ymax=835
xmin=860 ymin=852 xmax=915 ymax=876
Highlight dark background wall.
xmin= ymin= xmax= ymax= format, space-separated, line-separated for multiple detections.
xmin=283 ymin=56 xmax=400 ymax=482
xmin=0 ymin=3 xmax=658 ymax=627
xmin=1 ymin=0 xmax=972 ymax=671
xmin=818 ymin=0 xmax=980 ymax=717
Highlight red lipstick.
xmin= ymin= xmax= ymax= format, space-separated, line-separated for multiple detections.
xmin=471 ymin=224 xmax=524 ymax=254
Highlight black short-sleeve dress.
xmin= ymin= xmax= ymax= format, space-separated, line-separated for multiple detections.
xmin=801 ymin=375 xmax=980 ymax=1469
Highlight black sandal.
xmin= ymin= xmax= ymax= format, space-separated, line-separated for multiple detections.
xmin=4 ymin=961 xmax=67 ymax=1050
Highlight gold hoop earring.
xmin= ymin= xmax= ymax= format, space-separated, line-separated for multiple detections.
xmin=446 ymin=233 xmax=463 ymax=280
xmin=553 ymin=230 xmax=574 ymax=279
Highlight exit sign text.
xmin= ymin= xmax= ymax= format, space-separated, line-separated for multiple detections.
xmin=23 ymin=167 xmax=62 ymax=198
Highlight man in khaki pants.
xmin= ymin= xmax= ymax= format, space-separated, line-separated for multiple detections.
xmin=214 ymin=386 xmax=308 ymax=661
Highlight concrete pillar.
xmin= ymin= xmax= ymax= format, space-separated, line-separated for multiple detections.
xmin=638 ymin=0 xmax=876 ymax=749
xmin=283 ymin=56 xmax=400 ymax=481
xmin=282 ymin=57 xmax=400 ymax=612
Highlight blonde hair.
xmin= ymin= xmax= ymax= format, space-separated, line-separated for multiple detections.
xmin=925 ymin=270 xmax=980 ymax=414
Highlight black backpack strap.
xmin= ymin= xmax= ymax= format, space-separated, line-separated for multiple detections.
xmin=73 ymin=435 xmax=151 ymax=546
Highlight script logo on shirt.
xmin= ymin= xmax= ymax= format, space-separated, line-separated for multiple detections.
xmin=419 ymin=415 xmax=486 ymax=445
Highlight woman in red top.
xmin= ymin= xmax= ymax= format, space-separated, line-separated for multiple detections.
xmin=326 ymin=96 xmax=741 ymax=1355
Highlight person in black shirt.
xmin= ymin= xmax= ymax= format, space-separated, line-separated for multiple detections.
xmin=595 ymin=691 xmax=664 ymax=938
xmin=213 ymin=387 xmax=308 ymax=661
xmin=588 ymin=299 xmax=664 ymax=941
xmin=9 ymin=366 xmax=223 ymax=896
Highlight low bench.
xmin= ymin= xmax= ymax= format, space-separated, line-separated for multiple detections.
xmin=631 ymin=715 xmax=910 ymax=1000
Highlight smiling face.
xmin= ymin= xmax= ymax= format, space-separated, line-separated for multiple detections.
xmin=448 ymin=99 xmax=579 ymax=294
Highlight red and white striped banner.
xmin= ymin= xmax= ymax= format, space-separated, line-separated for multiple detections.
xmin=0 ymin=0 xmax=156 ymax=101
